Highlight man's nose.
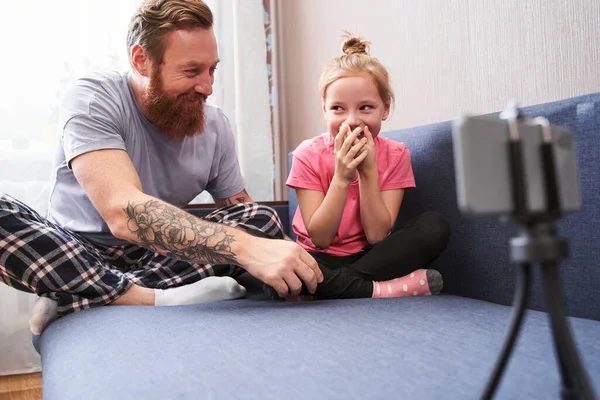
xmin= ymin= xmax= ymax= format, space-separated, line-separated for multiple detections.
xmin=194 ymin=73 xmax=213 ymax=97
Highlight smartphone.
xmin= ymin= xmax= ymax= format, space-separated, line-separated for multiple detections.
xmin=452 ymin=114 xmax=581 ymax=218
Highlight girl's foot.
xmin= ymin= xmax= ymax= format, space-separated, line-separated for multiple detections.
xmin=372 ymin=269 xmax=443 ymax=298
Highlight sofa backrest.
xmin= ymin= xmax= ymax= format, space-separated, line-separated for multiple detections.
xmin=288 ymin=92 xmax=600 ymax=321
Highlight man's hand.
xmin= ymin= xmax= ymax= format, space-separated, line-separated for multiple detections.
xmin=334 ymin=124 xmax=368 ymax=184
xmin=241 ymin=236 xmax=324 ymax=298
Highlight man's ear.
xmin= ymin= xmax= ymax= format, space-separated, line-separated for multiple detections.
xmin=382 ymin=96 xmax=391 ymax=121
xmin=131 ymin=44 xmax=151 ymax=77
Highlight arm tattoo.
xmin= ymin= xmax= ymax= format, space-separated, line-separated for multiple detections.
xmin=124 ymin=200 xmax=238 ymax=265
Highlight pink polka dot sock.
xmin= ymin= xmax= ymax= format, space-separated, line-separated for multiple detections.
xmin=372 ymin=269 xmax=443 ymax=298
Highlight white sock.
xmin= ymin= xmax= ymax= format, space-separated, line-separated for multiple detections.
xmin=154 ymin=276 xmax=247 ymax=306
xmin=29 ymin=296 xmax=59 ymax=335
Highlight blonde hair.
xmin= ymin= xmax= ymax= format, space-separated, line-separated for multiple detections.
xmin=319 ymin=33 xmax=394 ymax=108
xmin=127 ymin=0 xmax=213 ymax=65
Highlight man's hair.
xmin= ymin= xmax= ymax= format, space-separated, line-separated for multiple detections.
xmin=127 ymin=0 xmax=213 ymax=65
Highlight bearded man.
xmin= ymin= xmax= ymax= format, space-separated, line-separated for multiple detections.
xmin=0 ymin=0 xmax=322 ymax=335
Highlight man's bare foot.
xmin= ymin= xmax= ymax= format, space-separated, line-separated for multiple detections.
xmin=111 ymin=284 xmax=155 ymax=306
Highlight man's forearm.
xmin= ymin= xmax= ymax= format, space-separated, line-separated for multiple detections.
xmin=115 ymin=196 xmax=252 ymax=266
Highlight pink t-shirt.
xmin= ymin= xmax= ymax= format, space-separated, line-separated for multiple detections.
xmin=286 ymin=132 xmax=416 ymax=256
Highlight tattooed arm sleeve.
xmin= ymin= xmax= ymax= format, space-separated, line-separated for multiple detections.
xmin=123 ymin=199 xmax=242 ymax=265
xmin=70 ymin=149 xmax=254 ymax=266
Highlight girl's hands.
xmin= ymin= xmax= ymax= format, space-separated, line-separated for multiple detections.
xmin=356 ymin=125 xmax=377 ymax=175
xmin=334 ymin=123 xmax=368 ymax=184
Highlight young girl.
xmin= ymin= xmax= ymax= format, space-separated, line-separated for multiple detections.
xmin=284 ymin=34 xmax=450 ymax=301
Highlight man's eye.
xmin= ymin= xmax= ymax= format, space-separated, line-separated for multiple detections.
xmin=185 ymin=69 xmax=199 ymax=75
xmin=210 ymin=67 xmax=218 ymax=73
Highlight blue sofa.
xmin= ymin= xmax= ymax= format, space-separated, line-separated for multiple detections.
xmin=35 ymin=93 xmax=600 ymax=399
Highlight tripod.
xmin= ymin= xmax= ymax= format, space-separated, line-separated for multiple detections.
xmin=480 ymin=107 xmax=597 ymax=400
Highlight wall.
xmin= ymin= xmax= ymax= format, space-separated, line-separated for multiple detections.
xmin=276 ymin=0 xmax=600 ymax=161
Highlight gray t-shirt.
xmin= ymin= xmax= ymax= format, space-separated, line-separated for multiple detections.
xmin=47 ymin=70 xmax=245 ymax=246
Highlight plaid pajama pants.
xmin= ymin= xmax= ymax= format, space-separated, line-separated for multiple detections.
xmin=0 ymin=192 xmax=285 ymax=316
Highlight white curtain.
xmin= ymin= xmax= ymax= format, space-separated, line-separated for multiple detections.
xmin=200 ymin=0 xmax=275 ymax=203
xmin=0 ymin=0 xmax=274 ymax=376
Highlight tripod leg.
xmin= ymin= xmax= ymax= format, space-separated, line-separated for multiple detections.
xmin=481 ymin=263 xmax=531 ymax=400
xmin=541 ymin=262 xmax=597 ymax=400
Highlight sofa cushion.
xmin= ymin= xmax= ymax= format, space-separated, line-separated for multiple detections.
xmin=38 ymin=294 xmax=600 ymax=400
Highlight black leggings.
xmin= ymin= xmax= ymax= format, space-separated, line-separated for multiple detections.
xmin=306 ymin=211 xmax=450 ymax=299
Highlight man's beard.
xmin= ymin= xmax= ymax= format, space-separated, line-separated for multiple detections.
xmin=143 ymin=68 xmax=207 ymax=140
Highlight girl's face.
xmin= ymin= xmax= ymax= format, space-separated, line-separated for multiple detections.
xmin=322 ymin=75 xmax=390 ymax=139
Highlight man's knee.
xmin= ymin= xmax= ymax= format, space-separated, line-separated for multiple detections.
xmin=256 ymin=204 xmax=286 ymax=237
xmin=417 ymin=211 xmax=451 ymax=251
xmin=0 ymin=192 xmax=20 ymax=214
xmin=0 ymin=193 xmax=41 ymax=223
xmin=252 ymin=203 xmax=277 ymax=215
xmin=240 ymin=203 xmax=286 ymax=240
